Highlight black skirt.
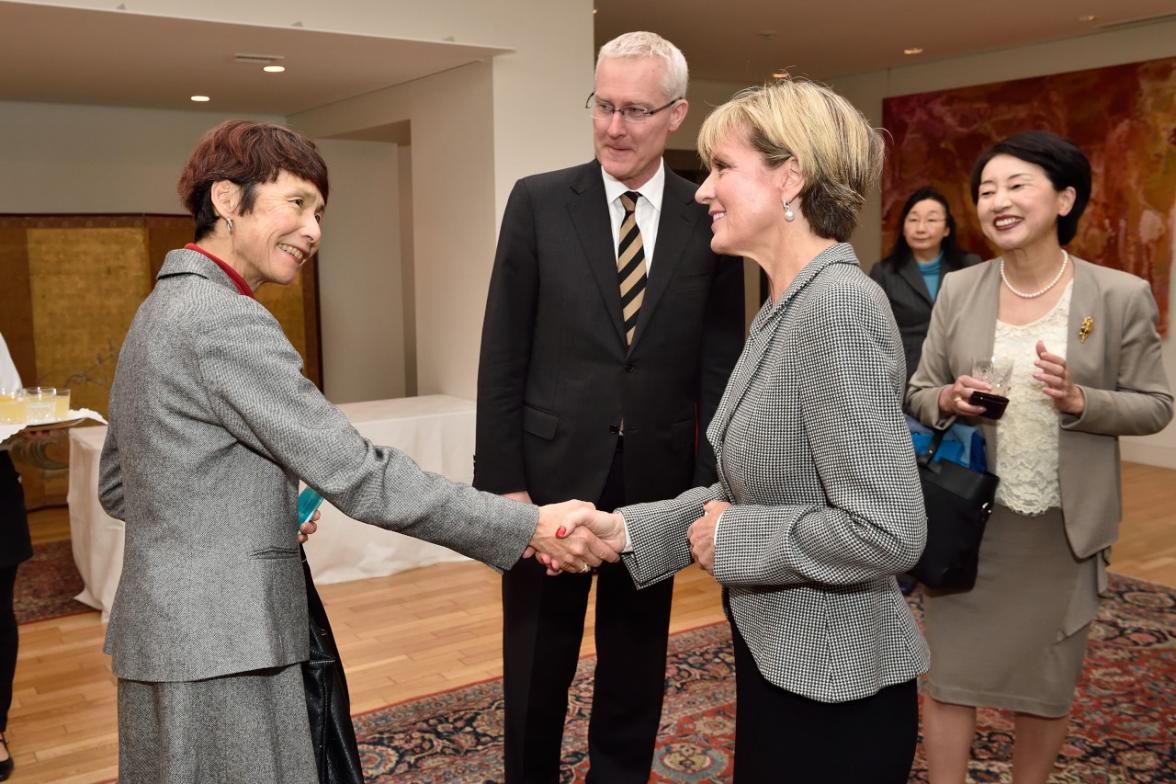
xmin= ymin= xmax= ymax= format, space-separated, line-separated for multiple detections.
xmin=0 ymin=453 xmax=31 ymax=570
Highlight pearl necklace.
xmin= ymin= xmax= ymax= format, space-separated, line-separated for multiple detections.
xmin=1000 ymin=250 xmax=1069 ymax=299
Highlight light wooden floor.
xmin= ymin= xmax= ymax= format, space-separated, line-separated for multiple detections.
xmin=7 ymin=462 xmax=1174 ymax=783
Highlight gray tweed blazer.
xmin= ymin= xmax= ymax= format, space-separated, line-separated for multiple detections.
xmin=620 ymin=243 xmax=930 ymax=703
xmin=99 ymin=248 xmax=538 ymax=682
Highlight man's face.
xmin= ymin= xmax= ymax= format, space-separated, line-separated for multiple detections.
xmin=592 ymin=56 xmax=688 ymax=189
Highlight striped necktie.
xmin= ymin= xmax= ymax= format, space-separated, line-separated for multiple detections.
xmin=617 ymin=191 xmax=647 ymax=345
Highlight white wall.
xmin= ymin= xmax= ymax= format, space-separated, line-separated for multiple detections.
xmin=315 ymin=138 xmax=404 ymax=403
xmin=830 ymin=18 xmax=1176 ymax=466
xmin=0 ymin=100 xmax=282 ymax=213
xmin=668 ymin=77 xmax=750 ymax=152
xmin=290 ymin=61 xmax=498 ymax=399
xmin=0 ymin=100 xmax=410 ymax=405
xmin=15 ymin=0 xmax=594 ymax=401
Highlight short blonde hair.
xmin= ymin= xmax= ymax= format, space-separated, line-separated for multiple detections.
xmin=697 ymin=79 xmax=882 ymax=242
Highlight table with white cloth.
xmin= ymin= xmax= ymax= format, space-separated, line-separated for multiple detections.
xmin=68 ymin=395 xmax=479 ymax=620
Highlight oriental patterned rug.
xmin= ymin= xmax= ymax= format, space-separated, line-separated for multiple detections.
xmin=353 ymin=573 xmax=1174 ymax=783
xmin=13 ymin=538 xmax=91 ymax=624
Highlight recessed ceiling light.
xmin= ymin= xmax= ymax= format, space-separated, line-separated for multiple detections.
xmin=263 ymin=65 xmax=286 ymax=73
xmin=771 ymin=70 xmax=789 ymax=80
xmin=904 ymin=47 xmax=924 ymax=55
xmin=190 ymin=95 xmax=211 ymax=102
xmin=1076 ymin=14 xmax=1097 ymax=23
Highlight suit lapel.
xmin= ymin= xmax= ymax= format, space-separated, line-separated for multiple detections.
xmin=567 ymin=163 xmax=627 ymax=346
xmin=628 ymin=173 xmax=698 ymax=353
xmin=896 ymin=256 xmax=933 ymax=305
xmin=1064 ymin=258 xmax=1102 ymax=386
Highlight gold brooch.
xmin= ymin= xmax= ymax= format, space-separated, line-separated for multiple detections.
xmin=1078 ymin=316 xmax=1094 ymax=343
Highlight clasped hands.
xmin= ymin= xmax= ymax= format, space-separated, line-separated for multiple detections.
xmin=526 ymin=501 xmax=626 ymax=575
xmin=526 ymin=498 xmax=732 ymax=577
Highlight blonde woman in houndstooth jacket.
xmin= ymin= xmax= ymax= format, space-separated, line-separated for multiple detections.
xmin=562 ymin=80 xmax=930 ymax=783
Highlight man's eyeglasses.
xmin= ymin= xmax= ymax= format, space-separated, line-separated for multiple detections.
xmin=586 ymin=93 xmax=681 ymax=124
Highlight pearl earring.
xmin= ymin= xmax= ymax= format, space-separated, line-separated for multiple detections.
xmin=783 ymin=201 xmax=795 ymax=222
xmin=225 ymin=217 xmax=234 ymax=233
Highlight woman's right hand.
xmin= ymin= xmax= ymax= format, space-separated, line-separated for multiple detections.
xmin=937 ymin=375 xmax=992 ymax=418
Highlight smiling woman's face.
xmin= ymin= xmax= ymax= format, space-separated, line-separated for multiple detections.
xmin=975 ymin=154 xmax=1074 ymax=253
xmin=227 ymin=170 xmax=325 ymax=290
xmin=694 ymin=129 xmax=785 ymax=259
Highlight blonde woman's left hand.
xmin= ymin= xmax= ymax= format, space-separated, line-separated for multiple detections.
xmin=688 ymin=500 xmax=730 ymax=575
xmin=296 ymin=509 xmax=321 ymax=544
xmin=1035 ymin=340 xmax=1085 ymax=415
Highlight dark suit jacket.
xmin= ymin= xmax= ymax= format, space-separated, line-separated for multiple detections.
xmin=474 ymin=160 xmax=744 ymax=506
xmin=869 ymin=251 xmax=980 ymax=381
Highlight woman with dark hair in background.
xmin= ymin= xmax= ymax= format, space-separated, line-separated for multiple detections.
xmin=870 ymin=187 xmax=980 ymax=383
xmin=908 ymin=130 xmax=1172 ymax=783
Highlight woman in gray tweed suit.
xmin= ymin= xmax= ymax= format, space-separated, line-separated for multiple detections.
xmin=99 ymin=120 xmax=615 ymax=784
xmin=566 ymin=80 xmax=929 ymax=782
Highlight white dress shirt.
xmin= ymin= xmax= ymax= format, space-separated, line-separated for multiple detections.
xmin=0 ymin=333 xmax=20 ymax=393
xmin=0 ymin=332 xmax=22 ymax=452
xmin=602 ymin=159 xmax=665 ymax=274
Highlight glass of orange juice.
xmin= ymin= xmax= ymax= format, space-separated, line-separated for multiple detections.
xmin=0 ymin=386 xmax=25 ymax=424
xmin=22 ymin=387 xmax=56 ymax=423
xmin=54 ymin=388 xmax=71 ymax=420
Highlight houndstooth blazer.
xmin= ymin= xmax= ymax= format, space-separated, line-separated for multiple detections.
xmin=620 ymin=243 xmax=930 ymax=703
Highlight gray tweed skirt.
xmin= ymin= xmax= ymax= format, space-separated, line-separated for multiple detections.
xmin=923 ymin=505 xmax=1101 ymax=718
xmin=117 ymin=663 xmax=317 ymax=784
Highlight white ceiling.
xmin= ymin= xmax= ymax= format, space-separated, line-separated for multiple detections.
xmin=594 ymin=0 xmax=1176 ymax=84
xmin=0 ymin=1 xmax=510 ymax=115
xmin=0 ymin=1 xmax=1171 ymax=117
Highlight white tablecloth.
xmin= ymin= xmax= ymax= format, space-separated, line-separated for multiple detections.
xmin=68 ymin=395 xmax=477 ymax=619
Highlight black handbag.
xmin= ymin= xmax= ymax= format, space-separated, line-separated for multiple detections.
xmin=300 ymin=547 xmax=366 ymax=784
xmin=910 ymin=427 xmax=1000 ymax=592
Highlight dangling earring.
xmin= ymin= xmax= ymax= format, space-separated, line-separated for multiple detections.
xmin=783 ymin=200 xmax=795 ymax=222
xmin=225 ymin=217 xmax=234 ymax=234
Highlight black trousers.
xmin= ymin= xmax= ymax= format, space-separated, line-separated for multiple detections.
xmin=0 ymin=564 xmax=16 ymax=732
xmin=0 ymin=451 xmax=28 ymax=734
xmin=731 ymin=620 xmax=918 ymax=783
xmin=501 ymin=445 xmax=674 ymax=783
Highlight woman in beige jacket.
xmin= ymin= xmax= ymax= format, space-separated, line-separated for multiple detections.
xmin=907 ymin=130 xmax=1172 ymax=783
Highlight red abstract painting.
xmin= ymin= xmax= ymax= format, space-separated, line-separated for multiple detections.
xmin=882 ymin=57 xmax=1175 ymax=332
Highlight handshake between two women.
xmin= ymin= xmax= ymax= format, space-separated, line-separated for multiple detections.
xmin=524 ymin=498 xmax=732 ymax=576
xmin=524 ymin=500 xmax=627 ymax=575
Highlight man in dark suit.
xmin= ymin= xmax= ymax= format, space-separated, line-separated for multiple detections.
xmin=473 ymin=31 xmax=744 ymax=784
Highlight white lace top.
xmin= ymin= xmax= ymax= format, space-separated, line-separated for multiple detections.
xmin=992 ymin=282 xmax=1073 ymax=515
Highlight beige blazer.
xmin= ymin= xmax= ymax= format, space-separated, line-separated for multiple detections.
xmin=908 ymin=257 xmax=1172 ymax=559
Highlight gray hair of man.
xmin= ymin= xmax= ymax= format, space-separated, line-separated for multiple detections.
xmin=595 ymin=31 xmax=689 ymax=103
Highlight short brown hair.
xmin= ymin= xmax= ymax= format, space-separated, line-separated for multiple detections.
xmin=697 ymin=79 xmax=882 ymax=242
xmin=177 ymin=120 xmax=329 ymax=241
